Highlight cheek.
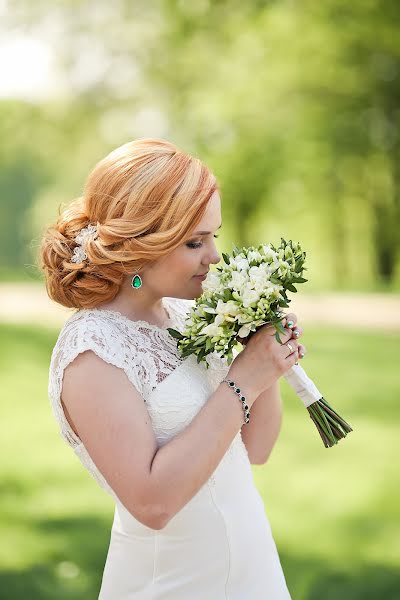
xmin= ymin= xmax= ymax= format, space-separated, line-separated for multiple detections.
xmin=165 ymin=248 xmax=199 ymax=275
xmin=180 ymin=250 xmax=200 ymax=273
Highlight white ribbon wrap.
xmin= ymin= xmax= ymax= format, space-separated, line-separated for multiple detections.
xmin=282 ymin=363 xmax=323 ymax=408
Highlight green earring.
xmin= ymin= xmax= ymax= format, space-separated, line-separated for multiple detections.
xmin=131 ymin=273 xmax=142 ymax=289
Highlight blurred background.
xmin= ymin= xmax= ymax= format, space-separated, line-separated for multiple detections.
xmin=0 ymin=1 xmax=399 ymax=598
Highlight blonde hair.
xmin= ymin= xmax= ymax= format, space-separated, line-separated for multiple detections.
xmin=40 ymin=138 xmax=218 ymax=309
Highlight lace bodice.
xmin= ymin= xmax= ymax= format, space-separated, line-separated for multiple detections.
xmin=48 ymin=296 xmax=246 ymax=502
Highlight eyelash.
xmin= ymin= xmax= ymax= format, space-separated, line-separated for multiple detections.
xmin=186 ymin=235 xmax=219 ymax=249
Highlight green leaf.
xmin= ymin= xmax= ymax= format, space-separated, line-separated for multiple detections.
xmin=197 ymin=347 xmax=206 ymax=363
xmin=222 ymin=252 xmax=230 ymax=265
xmin=223 ymin=288 xmax=233 ymax=301
xmin=193 ymin=335 xmax=208 ymax=347
xmin=269 ymin=276 xmax=281 ymax=284
xmin=275 ymin=319 xmax=286 ymax=334
xmin=166 ymin=328 xmax=184 ymax=340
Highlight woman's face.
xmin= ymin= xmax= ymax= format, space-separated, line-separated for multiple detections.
xmin=146 ymin=190 xmax=222 ymax=299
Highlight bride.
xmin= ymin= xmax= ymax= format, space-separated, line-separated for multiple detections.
xmin=40 ymin=138 xmax=305 ymax=599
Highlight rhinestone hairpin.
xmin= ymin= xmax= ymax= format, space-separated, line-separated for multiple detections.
xmin=71 ymin=223 xmax=98 ymax=264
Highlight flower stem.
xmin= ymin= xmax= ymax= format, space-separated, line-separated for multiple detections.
xmin=306 ymin=398 xmax=352 ymax=448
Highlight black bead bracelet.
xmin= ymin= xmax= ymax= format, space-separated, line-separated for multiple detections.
xmin=221 ymin=378 xmax=251 ymax=425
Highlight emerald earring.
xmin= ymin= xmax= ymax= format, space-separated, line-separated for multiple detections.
xmin=131 ymin=273 xmax=142 ymax=289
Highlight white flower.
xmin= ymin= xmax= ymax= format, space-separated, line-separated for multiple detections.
xmin=202 ymin=271 xmax=222 ymax=293
xmin=230 ymin=270 xmax=248 ymax=291
xmin=201 ymin=323 xmax=225 ymax=337
xmin=204 ymin=305 xmax=218 ymax=313
xmin=277 ymin=260 xmax=290 ymax=277
xmin=248 ymin=264 xmax=265 ymax=279
xmin=263 ymin=281 xmax=283 ymax=298
xmin=238 ymin=323 xmax=252 ymax=338
xmin=247 ymin=250 xmax=262 ymax=263
xmin=241 ymin=288 xmax=260 ymax=308
xmin=215 ymin=299 xmax=239 ymax=316
xmin=212 ymin=299 xmax=241 ymax=326
xmin=234 ymin=257 xmax=250 ymax=271
xmin=215 ymin=313 xmax=225 ymax=326
xmin=262 ymin=244 xmax=277 ymax=260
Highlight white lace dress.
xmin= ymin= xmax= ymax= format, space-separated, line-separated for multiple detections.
xmin=48 ymin=296 xmax=292 ymax=599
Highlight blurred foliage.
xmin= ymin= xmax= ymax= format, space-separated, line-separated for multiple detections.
xmin=1 ymin=319 xmax=399 ymax=598
xmin=1 ymin=0 xmax=400 ymax=289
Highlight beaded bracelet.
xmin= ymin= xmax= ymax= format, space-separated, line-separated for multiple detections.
xmin=221 ymin=378 xmax=251 ymax=425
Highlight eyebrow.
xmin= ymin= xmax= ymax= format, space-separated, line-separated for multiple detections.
xmin=192 ymin=223 xmax=222 ymax=235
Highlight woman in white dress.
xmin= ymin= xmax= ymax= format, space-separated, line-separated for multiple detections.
xmin=40 ymin=138 xmax=306 ymax=599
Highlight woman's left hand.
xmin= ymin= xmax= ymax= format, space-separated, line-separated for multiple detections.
xmin=239 ymin=312 xmax=307 ymax=361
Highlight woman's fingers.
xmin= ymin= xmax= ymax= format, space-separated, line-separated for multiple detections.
xmin=239 ymin=314 xmax=305 ymax=353
xmin=298 ymin=343 xmax=306 ymax=359
xmin=281 ymin=337 xmax=298 ymax=357
xmin=291 ymin=325 xmax=303 ymax=339
xmin=282 ymin=341 xmax=307 ymax=364
xmin=263 ymin=315 xmax=298 ymax=338
xmin=282 ymin=313 xmax=297 ymax=329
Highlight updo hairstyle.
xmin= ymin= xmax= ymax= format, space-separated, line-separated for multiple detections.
xmin=40 ymin=138 xmax=218 ymax=309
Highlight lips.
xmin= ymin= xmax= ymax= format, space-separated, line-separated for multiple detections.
xmin=195 ymin=271 xmax=209 ymax=277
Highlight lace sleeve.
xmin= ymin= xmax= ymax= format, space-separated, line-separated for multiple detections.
xmin=48 ymin=312 xmax=147 ymax=502
xmin=169 ymin=296 xmax=196 ymax=329
xmin=48 ymin=312 xmax=144 ymax=450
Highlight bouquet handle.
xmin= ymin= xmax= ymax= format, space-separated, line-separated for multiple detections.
xmin=282 ymin=364 xmax=353 ymax=448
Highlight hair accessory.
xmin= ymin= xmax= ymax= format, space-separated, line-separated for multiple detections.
xmin=221 ymin=378 xmax=251 ymax=424
xmin=71 ymin=223 xmax=98 ymax=264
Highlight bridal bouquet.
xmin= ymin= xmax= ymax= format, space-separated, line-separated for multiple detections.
xmin=167 ymin=239 xmax=353 ymax=448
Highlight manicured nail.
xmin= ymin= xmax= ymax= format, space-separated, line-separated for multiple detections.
xmin=287 ymin=320 xmax=294 ymax=328
xmin=294 ymin=330 xmax=300 ymax=337
xmin=299 ymin=351 xmax=305 ymax=358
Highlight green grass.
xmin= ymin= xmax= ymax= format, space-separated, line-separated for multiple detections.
xmin=0 ymin=321 xmax=399 ymax=599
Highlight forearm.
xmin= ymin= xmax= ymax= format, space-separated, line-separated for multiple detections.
xmin=149 ymin=379 xmax=259 ymax=527
xmin=240 ymin=380 xmax=283 ymax=464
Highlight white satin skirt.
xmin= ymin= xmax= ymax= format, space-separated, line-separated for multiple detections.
xmin=98 ymin=451 xmax=292 ymax=599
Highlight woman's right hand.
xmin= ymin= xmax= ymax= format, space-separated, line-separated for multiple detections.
xmin=227 ymin=318 xmax=301 ymax=398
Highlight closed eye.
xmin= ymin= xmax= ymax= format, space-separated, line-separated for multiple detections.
xmin=186 ymin=234 xmax=219 ymax=249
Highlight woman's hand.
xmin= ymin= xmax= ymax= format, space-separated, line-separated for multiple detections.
xmin=239 ymin=312 xmax=307 ymax=362
xmin=229 ymin=312 xmax=307 ymax=398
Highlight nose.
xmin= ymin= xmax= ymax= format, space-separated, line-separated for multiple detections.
xmin=203 ymin=250 xmax=220 ymax=269
xmin=201 ymin=239 xmax=221 ymax=270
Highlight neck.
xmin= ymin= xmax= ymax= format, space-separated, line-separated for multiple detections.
xmin=97 ymin=277 xmax=169 ymax=326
